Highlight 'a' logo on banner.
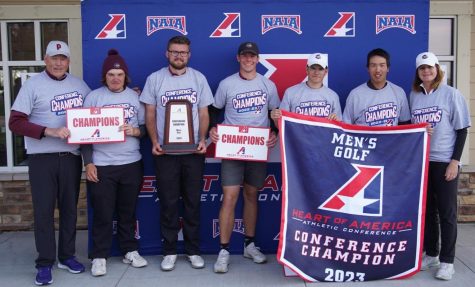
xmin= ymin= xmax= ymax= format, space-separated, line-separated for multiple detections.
xmin=95 ymin=14 xmax=126 ymax=39
xmin=319 ymin=163 xmax=383 ymax=216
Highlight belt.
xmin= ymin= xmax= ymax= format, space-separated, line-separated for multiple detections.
xmin=29 ymin=152 xmax=78 ymax=157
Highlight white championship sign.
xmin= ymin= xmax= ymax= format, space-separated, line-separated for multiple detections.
xmin=67 ymin=107 xmax=125 ymax=144
xmin=215 ymin=124 xmax=270 ymax=161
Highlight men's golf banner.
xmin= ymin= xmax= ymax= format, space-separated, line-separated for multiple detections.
xmin=277 ymin=110 xmax=429 ymax=281
xmin=82 ymin=0 xmax=429 ymax=255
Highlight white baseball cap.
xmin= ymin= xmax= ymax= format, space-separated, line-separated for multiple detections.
xmin=416 ymin=52 xmax=438 ymax=68
xmin=45 ymin=41 xmax=70 ymax=58
xmin=307 ymin=53 xmax=328 ymax=69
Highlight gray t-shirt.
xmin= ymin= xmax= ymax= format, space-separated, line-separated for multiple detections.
xmin=11 ymin=71 xmax=90 ymax=154
xmin=343 ymin=81 xmax=410 ymax=126
xmin=140 ymin=67 xmax=214 ymax=145
xmin=280 ymin=82 xmax=342 ymax=119
xmin=83 ymin=86 xmax=143 ymax=166
xmin=213 ymin=73 xmax=280 ymax=127
xmin=410 ymin=84 xmax=471 ymax=162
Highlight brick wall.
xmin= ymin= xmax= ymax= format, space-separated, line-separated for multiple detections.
xmin=457 ymin=172 xmax=475 ymax=222
xmin=1 ymin=172 xmax=475 ymax=231
xmin=0 ymin=179 xmax=88 ymax=231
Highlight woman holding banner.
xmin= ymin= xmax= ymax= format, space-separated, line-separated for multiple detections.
xmin=81 ymin=49 xmax=147 ymax=276
xmin=410 ymin=52 xmax=471 ymax=281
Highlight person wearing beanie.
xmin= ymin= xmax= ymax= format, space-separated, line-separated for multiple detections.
xmin=9 ymin=40 xmax=90 ymax=285
xmin=270 ymin=52 xmax=341 ymax=125
xmin=81 ymin=49 xmax=148 ymax=277
xmin=140 ymin=35 xmax=213 ymax=271
xmin=411 ymin=52 xmax=470 ymax=280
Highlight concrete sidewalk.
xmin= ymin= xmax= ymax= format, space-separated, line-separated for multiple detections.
xmin=1 ymin=224 xmax=474 ymax=286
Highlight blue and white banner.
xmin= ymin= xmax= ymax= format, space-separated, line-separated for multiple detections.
xmin=277 ymin=110 xmax=429 ymax=281
xmin=82 ymin=0 xmax=429 ymax=255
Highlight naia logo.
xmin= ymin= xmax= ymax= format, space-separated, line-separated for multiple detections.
xmin=261 ymin=15 xmax=302 ymax=35
xmin=325 ymin=12 xmax=355 ymax=37
xmin=95 ymin=14 xmax=126 ymax=39
xmin=212 ymin=219 xmax=245 ymax=238
xmin=210 ymin=12 xmax=241 ymax=38
xmin=147 ymin=16 xmax=187 ymax=36
xmin=376 ymin=15 xmax=416 ymax=34
xmin=319 ymin=164 xmax=383 ymax=216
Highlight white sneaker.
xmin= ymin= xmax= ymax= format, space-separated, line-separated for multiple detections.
xmin=243 ymin=242 xmax=267 ymax=263
xmin=435 ymin=263 xmax=455 ymax=280
xmin=160 ymin=255 xmax=177 ymax=271
xmin=188 ymin=255 xmax=205 ymax=269
xmin=123 ymin=251 xmax=148 ymax=268
xmin=421 ymin=254 xmax=440 ymax=271
xmin=91 ymin=258 xmax=106 ymax=277
xmin=214 ymin=249 xmax=230 ymax=273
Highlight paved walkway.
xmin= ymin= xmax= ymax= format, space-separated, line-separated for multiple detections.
xmin=1 ymin=224 xmax=474 ymax=286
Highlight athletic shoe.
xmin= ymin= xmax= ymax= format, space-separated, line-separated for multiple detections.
xmin=188 ymin=255 xmax=205 ymax=269
xmin=214 ymin=249 xmax=230 ymax=273
xmin=435 ymin=263 xmax=455 ymax=280
xmin=57 ymin=257 xmax=85 ymax=274
xmin=123 ymin=251 xmax=148 ymax=268
xmin=35 ymin=266 xmax=53 ymax=286
xmin=421 ymin=254 xmax=440 ymax=271
xmin=160 ymin=255 xmax=177 ymax=271
xmin=243 ymin=242 xmax=267 ymax=263
xmin=91 ymin=258 xmax=106 ymax=277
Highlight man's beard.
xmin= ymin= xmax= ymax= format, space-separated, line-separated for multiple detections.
xmin=169 ymin=60 xmax=186 ymax=70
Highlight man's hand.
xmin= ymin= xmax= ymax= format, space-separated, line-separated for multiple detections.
xmin=209 ymin=127 xmax=219 ymax=144
xmin=44 ymin=127 xmax=71 ymax=139
xmin=196 ymin=138 xmax=207 ymax=154
xmin=151 ymin=142 xmax=164 ymax=156
xmin=120 ymin=124 xmax=138 ymax=137
xmin=85 ymin=163 xmax=99 ymax=183
xmin=266 ymin=131 xmax=278 ymax=148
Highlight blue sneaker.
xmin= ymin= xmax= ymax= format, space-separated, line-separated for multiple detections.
xmin=35 ymin=266 xmax=53 ymax=286
xmin=57 ymin=257 xmax=85 ymax=274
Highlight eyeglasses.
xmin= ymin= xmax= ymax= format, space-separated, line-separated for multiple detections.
xmin=168 ymin=50 xmax=190 ymax=57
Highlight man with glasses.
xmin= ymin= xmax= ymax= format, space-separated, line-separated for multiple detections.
xmin=270 ymin=53 xmax=341 ymax=123
xmin=140 ymin=35 xmax=213 ymax=271
xmin=343 ymin=48 xmax=410 ymax=126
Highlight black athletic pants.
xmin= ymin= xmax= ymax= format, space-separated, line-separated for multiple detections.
xmin=424 ymin=161 xmax=458 ymax=264
xmin=88 ymin=160 xmax=143 ymax=259
xmin=28 ymin=152 xmax=82 ymax=268
xmin=154 ymin=154 xmax=205 ymax=256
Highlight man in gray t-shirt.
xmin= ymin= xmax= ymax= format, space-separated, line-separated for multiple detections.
xmin=343 ymin=48 xmax=410 ymax=127
xmin=9 ymin=41 xmax=90 ymax=285
xmin=209 ymin=42 xmax=280 ymax=273
xmin=140 ymin=36 xmax=213 ymax=271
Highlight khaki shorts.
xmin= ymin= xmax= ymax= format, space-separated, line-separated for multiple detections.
xmin=220 ymin=159 xmax=267 ymax=188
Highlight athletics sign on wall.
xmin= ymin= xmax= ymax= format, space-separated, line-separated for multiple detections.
xmin=277 ymin=111 xmax=429 ymax=281
xmin=81 ymin=0 xmax=429 ymax=256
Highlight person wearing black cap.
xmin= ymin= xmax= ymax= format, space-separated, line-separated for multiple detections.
xmin=9 ymin=40 xmax=90 ymax=285
xmin=209 ymin=41 xmax=280 ymax=273
xmin=81 ymin=49 xmax=147 ymax=277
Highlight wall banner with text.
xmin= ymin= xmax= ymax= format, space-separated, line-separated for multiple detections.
xmin=277 ymin=110 xmax=429 ymax=281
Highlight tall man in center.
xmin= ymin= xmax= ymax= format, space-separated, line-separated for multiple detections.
xmin=140 ymin=36 xmax=214 ymax=271
xmin=209 ymin=41 xmax=280 ymax=273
